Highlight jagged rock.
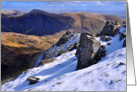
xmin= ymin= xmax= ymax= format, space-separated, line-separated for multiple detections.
xmin=76 ymin=33 xmax=101 ymax=70
xmin=67 ymin=42 xmax=79 ymax=51
xmin=27 ymin=76 xmax=40 ymax=85
xmin=92 ymin=46 xmax=106 ymax=64
xmin=56 ymin=50 xmax=67 ymax=57
xmin=101 ymin=20 xmax=120 ymax=37
xmin=113 ymin=28 xmax=120 ymax=37
xmin=101 ymin=36 xmax=111 ymax=42
xmin=119 ymin=33 xmax=126 ymax=41
xmin=56 ymin=31 xmax=73 ymax=46
xmin=123 ymin=39 xmax=126 ymax=47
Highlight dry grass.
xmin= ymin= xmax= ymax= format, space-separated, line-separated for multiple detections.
xmin=1 ymin=32 xmax=59 ymax=54
xmin=41 ymin=58 xmax=56 ymax=65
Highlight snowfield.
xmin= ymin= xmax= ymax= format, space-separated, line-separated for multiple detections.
xmin=1 ymin=26 xmax=126 ymax=91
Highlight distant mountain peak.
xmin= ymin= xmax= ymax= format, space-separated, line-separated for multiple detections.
xmin=29 ymin=9 xmax=48 ymax=14
xmin=1 ymin=10 xmax=24 ymax=16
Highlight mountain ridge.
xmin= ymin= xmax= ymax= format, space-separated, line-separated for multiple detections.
xmin=1 ymin=9 xmax=125 ymax=36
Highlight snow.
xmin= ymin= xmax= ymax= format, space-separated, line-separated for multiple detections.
xmin=43 ymin=33 xmax=80 ymax=59
xmin=1 ymin=26 xmax=126 ymax=91
xmin=1 ymin=50 xmax=78 ymax=91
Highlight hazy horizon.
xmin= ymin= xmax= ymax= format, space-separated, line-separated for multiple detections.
xmin=1 ymin=1 xmax=126 ymax=18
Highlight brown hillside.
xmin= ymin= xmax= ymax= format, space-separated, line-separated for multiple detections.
xmin=1 ymin=32 xmax=59 ymax=82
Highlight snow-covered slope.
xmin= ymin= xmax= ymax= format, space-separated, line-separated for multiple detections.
xmin=1 ymin=26 xmax=126 ymax=91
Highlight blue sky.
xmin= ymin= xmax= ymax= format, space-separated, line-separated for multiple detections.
xmin=1 ymin=1 xmax=126 ymax=17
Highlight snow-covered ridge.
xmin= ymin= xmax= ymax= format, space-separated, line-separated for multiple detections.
xmin=33 ymin=33 xmax=80 ymax=67
xmin=1 ymin=26 xmax=126 ymax=91
xmin=43 ymin=33 xmax=80 ymax=59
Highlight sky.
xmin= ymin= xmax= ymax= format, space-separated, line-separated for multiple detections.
xmin=1 ymin=1 xmax=126 ymax=18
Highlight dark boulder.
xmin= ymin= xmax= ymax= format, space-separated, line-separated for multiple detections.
xmin=123 ymin=39 xmax=126 ymax=47
xmin=107 ymin=43 xmax=111 ymax=45
xmin=101 ymin=20 xmax=120 ymax=37
xmin=119 ymin=33 xmax=126 ymax=41
xmin=101 ymin=36 xmax=112 ymax=42
xmin=76 ymin=33 xmax=101 ymax=70
xmin=27 ymin=76 xmax=40 ymax=85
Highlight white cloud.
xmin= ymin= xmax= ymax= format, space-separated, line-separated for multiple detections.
xmin=93 ymin=1 xmax=104 ymax=5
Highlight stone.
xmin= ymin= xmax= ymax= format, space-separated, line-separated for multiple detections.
xmin=123 ymin=21 xmax=126 ymax=24
xmin=27 ymin=76 xmax=40 ymax=85
xmin=123 ymin=39 xmax=126 ymax=47
xmin=101 ymin=20 xmax=120 ymax=37
xmin=107 ymin=43 xmax=111 ymax=45
xmin=101 ymin=36 xmax=111 ymax=42
xmin=119 ymin=33 xmax=126 ymax=41
xmin=76 ymin=33 xmax=101 ymax=70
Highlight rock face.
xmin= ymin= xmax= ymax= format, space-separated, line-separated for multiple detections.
xmin=101 ymin=21 xmax=120 ymax=37
xmin=76 ymin=33 xmax=101 ymax=70
xmin=101 ymin=36 xmax=112 ymax=42
xmin=92 ymin=46 xmax=106 ymax=64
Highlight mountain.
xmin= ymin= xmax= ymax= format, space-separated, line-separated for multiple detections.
xmin=1 ymin=21 xmax=126 ymax=91
xmin=1 ymin=9 xmax=125 ymax=36
xmin=1 ymin=10 xmax=25 ymax=17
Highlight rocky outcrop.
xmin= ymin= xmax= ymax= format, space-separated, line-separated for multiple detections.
xmin=43 ymin=32 xmax=80 ymax=59
xmin=76 ymin=33 xmax=104 ymax=70
xmin=101 ymin=36 xmax=112 ymax=42
xmin=56 ymin=31 xmax=74 ymax=46
xmin=67 ymin=42 xmax=79 ymax=51
xmin=101 ymin=21 xmax=120 ymax=37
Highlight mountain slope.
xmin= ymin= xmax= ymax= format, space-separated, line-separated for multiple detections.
xmin=1 ymin=25 xmax=126 ymax=91
xmin=1 ymin=32 xmax=59 ymax=82
xmin=1 ymin=9 xmax=125 ymax=36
